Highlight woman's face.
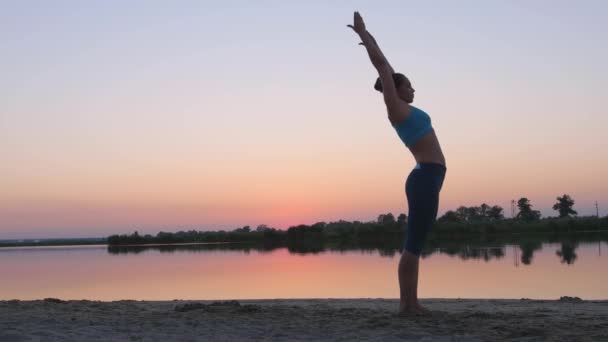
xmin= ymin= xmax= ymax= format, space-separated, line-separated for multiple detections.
xmin=398 ymin=79 xmax=415 ymax=104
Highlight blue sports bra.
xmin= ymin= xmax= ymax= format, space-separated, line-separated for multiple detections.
xmin=391 ymin=105 xmax=433 ymax=147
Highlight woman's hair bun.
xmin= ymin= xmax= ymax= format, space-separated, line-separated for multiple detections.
xmin=373 ymin=73 xmax=407 ymax=93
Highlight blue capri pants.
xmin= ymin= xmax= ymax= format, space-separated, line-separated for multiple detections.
xmin=404 ymin=162 xmax=446 ymax=256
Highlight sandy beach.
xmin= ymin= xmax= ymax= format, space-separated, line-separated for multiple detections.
xmin=1 ymin=297 xmax=607 ymax=341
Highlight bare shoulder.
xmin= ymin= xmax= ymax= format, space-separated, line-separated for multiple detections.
xmin=388 ymin=103 xmax=411 ymax=125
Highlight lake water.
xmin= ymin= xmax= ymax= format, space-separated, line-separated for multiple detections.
xmin=1 ymin=242 xmax=607 ymax=300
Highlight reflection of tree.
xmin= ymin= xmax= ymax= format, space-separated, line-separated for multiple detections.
xmin=556 ymin=242 xmax=579 ymax=264
xmin=438 ymin=246 xmax=505 ymax=261
xmin=475 ymin=247 xmax=504 ymax=261
xmin=378 ymin=247 xmax=398 ymax=257
xmin=519 ymin=241 xmax=543 ymax=265
xmin=286 ymin=241 xmax=325 ymax=254
xmin=105 ymin=237 xmax=597 ymax=269
xmin=107 ymin=243 xmax=261 ymax=255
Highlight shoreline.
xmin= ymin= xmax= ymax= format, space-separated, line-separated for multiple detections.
xmin=2 ymin=298 xmax=607 ymax=341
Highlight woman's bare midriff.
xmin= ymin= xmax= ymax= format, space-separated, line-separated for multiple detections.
xmin=408 ymin=129 xmax=446 ymax=166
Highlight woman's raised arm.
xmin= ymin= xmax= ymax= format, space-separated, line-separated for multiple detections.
xmin=348 ymin=11 xmax=409 ymax=121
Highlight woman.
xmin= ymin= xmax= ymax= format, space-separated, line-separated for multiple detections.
xmin=348 ymin=11 xmax=447 ymax=315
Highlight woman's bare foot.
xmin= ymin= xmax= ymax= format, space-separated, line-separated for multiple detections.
xmin=398 ymin=305 xmax=429 ymax=316
xmin=414 ymin=302 xmax=430 ymax=315
xmin=398 ymin=302 xmax=431 ymax=316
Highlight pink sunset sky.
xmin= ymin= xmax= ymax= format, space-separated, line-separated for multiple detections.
xmin=1 ymin=1 xmax=607 ymax=239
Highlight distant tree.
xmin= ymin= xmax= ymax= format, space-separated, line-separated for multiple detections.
xmin=377 ymin=213 xmax=395 ymax=225
xmin=487 ymin=205 xmax=504 ymax=220
xmin=256 ymin=224 xmax=270 ymax=232
xmin=107 ymin=235 xmax=120 ymax=245
xmin=444 ymin=204 xmax=503 ymax=222
xmin=397 ymin=213 xmax=407 ymax=225
xmin=517 ymin=198 xmax=531 ymax=212
xmin=479 ymin=203 xmax=491 ymax=218
xmin=128 ymin=231 xmax=146 ymax=244
xmin=438 ymin=210 xmax=461 ymax=223
xmin=311 ymin=222 xmax=326 ymax=230
xmin=465 ymin=206 xmax=482 ymax=221
xmin=516 ymin=197 xmax=541 ymax=221
xmin=454 ymin=206 xmax=483 ymax=223
xmin=455 ymin=206 xmax=469 ymax=222
xmin=552 ymin=194 xmax=577 ymax=218
xmin=233 ymin=226 xmax=251 ymax=233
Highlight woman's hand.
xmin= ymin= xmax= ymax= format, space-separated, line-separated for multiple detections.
xmin=347 ymin=11 xmax=366 ymax=35
xmin=348 ymin=11 xmax=390 ymax=69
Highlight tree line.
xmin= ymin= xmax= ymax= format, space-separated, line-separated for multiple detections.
xmin=107 ymin=194 xmax=605 ymax=246
xmin=438 ymin=194 xmax=578 ymax=223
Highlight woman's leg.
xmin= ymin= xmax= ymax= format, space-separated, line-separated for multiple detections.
xmin=398 ymin=249 xmax=422 ymax=313
xmin=410 ymin=254 xmax=428 ymax=312
xmin=399 ymin=165 xmax=443 ymax=315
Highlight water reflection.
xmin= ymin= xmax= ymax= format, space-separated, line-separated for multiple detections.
xmin=107 ymin=234 xmax=607 ymax=266
xmin=556 ymin=241 xmax=579 ymax=264
xmin=519 ymin=241 xmax=543 ymax=265
xmin=433 ymin=246 xmax=505 ymax=261
xmin=3 ymin=238 xmax=608 ymax=300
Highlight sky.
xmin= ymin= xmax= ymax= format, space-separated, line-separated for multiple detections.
xmin=1 ymin=0 xmax=607 ymax=239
